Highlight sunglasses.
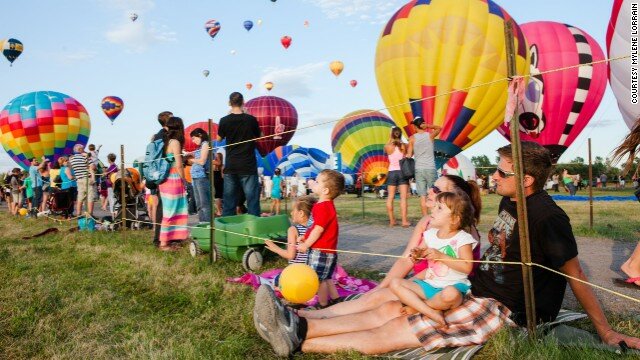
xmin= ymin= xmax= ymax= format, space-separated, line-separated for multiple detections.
xmin=496 ymin=166 xmax=516 ymax=178
xmin=431 ymin=185 xmax=442 ymax=194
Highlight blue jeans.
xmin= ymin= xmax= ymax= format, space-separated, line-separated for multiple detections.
xmin=192 ymin=177 xmax=212 ymax=223
xmin=222 ymin=174 xmax=260 ymax=216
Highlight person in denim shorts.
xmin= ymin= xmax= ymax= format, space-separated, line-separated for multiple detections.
xmin=384 ymin=127 xmax=410 ymax=227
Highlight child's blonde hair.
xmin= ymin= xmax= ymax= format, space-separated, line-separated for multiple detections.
xmin=293 ymin=195 xmax=317 ymax=218
xmin=435 ymin=191 xmax=475 ymax=232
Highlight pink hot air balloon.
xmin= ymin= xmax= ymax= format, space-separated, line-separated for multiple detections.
xmin=350 ymin=80 xmax=358 ymax=88
xmin=607 ymin=0 xmax=639 ymax=129
xmin=244 ymin=96 xmax=298 ymax=156
xmin=497 ymin=21 xmax=607 ymax=163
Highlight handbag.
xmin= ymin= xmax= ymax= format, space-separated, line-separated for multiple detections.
xmin=399 ymin=157 xmax=415 ymax=180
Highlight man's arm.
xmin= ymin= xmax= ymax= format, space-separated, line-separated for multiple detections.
xmin=560 ymin=257 xmax=640 ymax=348
xmin=426 ymin=124 xmax=442 ymax=140
xmin=297 ymin=225 xmax=324 ymax=252
xmin=406 ymin=136 xmax=415 ymax=158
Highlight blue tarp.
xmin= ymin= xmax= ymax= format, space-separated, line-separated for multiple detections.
xmin=551 ymin=195 xmax=637 ymax=202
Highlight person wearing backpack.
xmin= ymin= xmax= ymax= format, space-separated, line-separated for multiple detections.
xmin=157 ymin=116 xmax=189 ymax=251
xmin=150 ymin=111 xmax=172 ymax=246
xmin=217 ymin=92 xmax=261 ymax=216
xmin=188 ymin=128 xmax=212 ymax=223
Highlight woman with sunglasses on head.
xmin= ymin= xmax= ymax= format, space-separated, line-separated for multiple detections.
xmin=384 ymin=127 xmax=410 ymax=227
xmin=298 ymin=174 xmax=481 ymax=319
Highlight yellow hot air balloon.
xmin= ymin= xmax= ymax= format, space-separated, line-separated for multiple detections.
xmin=329 ymin=61 xmax=344 ymax=77
xmin=375 ymin=0 xmax=529 ymax=167
xmin=264 ymin=82 xmax=274 ymax=91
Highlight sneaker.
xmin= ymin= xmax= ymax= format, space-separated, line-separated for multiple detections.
xmin=254 ymin=285 xmax=300 ymax=357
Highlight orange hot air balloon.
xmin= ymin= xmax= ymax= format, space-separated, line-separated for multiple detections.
xmin=350 ymin=80 xmax=358 ymax=88
xmin=246 ymin=83 xmax=253 ymax=90
xmin=329 ymin=61 xmax=344 ymax=77
xmin=264 ymin=82 xmax=274 ymax=91
xmin=281 ymin=36 xmax=292 ymax=49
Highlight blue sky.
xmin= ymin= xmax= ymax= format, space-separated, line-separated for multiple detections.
xmin=0 ymin=0 xmax=628 ymax=171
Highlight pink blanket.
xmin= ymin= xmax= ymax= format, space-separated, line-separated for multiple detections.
xmin=227 ymin=265 xmax=378 ymax=306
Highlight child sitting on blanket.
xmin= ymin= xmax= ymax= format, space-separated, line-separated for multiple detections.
xmin=390 ymin=191 xmax=477 ymax=328
xmin=264 ymin=195 xmax=316 ymax=264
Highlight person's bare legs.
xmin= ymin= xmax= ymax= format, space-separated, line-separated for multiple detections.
xmin=299 ymin=287 xmax=399 ymax=319
xmin=386 ymin=184 xmax=397 ymax=226
xmin=621 ymin=242 xmax=640 ymax=286
xmin=419 ymin=195 xmax=427 ymax=217
xmin=307 ymin=300 xmax=405 ymax=337
xmin=399 ymin=184 xmax=410 ymax=226
xmin=317 ymin=280 xmax=330 ymax=307
xmin=302 ymin=315 xmax=421 ymax=354
xmin=390 ymin=278 xmax=444 ymax=327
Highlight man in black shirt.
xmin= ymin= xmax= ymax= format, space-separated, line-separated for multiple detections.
xmin=217 ymin=92 xmax=261 ymax=216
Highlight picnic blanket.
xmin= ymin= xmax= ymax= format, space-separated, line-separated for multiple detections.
xmin=227 ymin=265 xmax=377 ymax=306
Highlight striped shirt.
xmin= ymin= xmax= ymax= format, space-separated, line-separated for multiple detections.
xmin=290 ymin=224 xmax=309 ymax=264
xmin=69 ymin=154 xmax=90 ymax=179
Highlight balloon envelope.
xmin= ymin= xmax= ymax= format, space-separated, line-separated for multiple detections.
xmin=264 ymin=82 xmax=274 ymax=91
xmin=204 ymin=20 xmax=221 ymax=40
xmin=101 ymin=96 xmax=124 ymax=124
xmin=130 ymin=13 xmax=138 ymax=21
xmin=329 ymin=61 xmax=344 ymax=77
xmin=375 ymin=0 xmax=529 ymax=168
xmin=350 ymin=80 xmax=358 ymax=88
xmin=0 ymin=91 xmax=91 ymax=169
xmin=278 ymin=147 xmax=330 ymax=179
xmin=244 ymin=20 xmax=254 ymax=31
xmin=262 ymin=145 xmax=299 ymax=176
xmin=244 ymin=96 xmax=298 ymax=156
xmin=281 ymin=36 xmax=292 ymax=49
xmin=2 ymin=38 xmax=23 ymax=65
xmin=441 ymin=154 xmax=476 ymax=181
xmin=497 ymin=21 xmax=607 ymax=163
xmin=246 ymin=83 xmax=253 ymax=90
xmin=203 ymin=70 xmax=210 ymax=77
xmin=607 ymin=0 xmax=639 ymax=129
xmin=183 ymin=121 xmax=220 ymax=153
xmin=331 ymin=110 xmax=395 ymax=185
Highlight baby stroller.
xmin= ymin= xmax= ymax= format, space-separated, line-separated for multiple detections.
xmin=47 ymin=188 xmax=74 ymax=218
xmin=105 ymin=168 xmax=151 ymax=230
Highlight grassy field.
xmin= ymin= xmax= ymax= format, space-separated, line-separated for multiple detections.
xmin=1 ymin=191 xmax=639 ymax=359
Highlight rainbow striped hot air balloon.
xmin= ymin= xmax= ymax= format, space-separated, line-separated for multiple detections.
xmin=0 ymin=91 xmax=91 ymax=169
xmin=101 ymin=96 xmax=124 ymax=125
xmin=331 ymin=110 xmax=395 ymax=186
xmin=375 ymin=0 xmax=529 ymax=168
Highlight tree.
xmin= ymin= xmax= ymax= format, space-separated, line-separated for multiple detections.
xmin=471 ymin=155 xmax=495 ymax=176
xmin=570 ymin=157 xmax=584 ymax=164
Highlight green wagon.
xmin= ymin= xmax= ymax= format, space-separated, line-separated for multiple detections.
xmin=189 ymin=214 xmax=289 ymax=271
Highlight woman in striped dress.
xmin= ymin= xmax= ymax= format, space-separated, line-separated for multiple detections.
xmin=159 ymin=117 xmax=189 ymax=251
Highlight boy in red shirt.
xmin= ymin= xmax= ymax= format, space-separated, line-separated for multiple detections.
xmin=297 ymin=169 xmax=345 ymax=307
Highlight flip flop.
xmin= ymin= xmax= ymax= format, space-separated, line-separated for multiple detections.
xmin=613 ymin=277 xmax=640 ymax=288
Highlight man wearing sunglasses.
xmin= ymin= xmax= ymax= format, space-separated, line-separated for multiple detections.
xmin=471 ymin=141 xmax=639 ymax=349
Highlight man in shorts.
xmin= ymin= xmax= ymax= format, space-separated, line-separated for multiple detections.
xmin=69 ymin=144 xmax=95 ymax=216
xmin=406 ymin=116 xmax=441 ymax=216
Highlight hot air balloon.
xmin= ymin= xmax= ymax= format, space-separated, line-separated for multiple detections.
xmin=375 ymin=0 xmax=529 ymax=168
xmin=246 ymin=83 xmax=253 ymax=90
xmin=350 ymin=80 xmax=358 ymax=88
xmin=230 ymin=49 xmax=237 ymax=55
xmin=262 ymin=145 xmax=300 ymax=176
xmin=244 ymin=20 xmax=254 ymax=31
xmin=329 ymin=61 xmax=344 ymax=77
xmin=497 ymin=21 xmax=607 ymax=163
xmin=101 ymin=96 xmax=124 ymax=125
xmin=257 ymin=19 xmax=263 ymax=26
xmin=331 ymin=110 xmax=395 ymax=185
xmin=608 ymin=0 xmax=639 ymax=129
xmin=244 ymin=96 xmax=298 ymax=156
xmin=130 ymin=13 xmax=138 ymax=22
xmin=441 ymin=154 xmax=476 ymax=181
xmin=281 ymin=36 xmax=292 ymax=49
xmin=203 ymin=70 xmax=210 ymax=77
xmin=2 ymin=38 xmax=23 ymax=66
xmin=264 ymin=82 xmax=274 ymax=91
xmin=204 ymin=20 xmax=221 ymax=40
xmin=0 ymin=91 xmax=91 ymax=169
xmin=304 ymin=20 xmax=310 ymax=28
xmin=183 ymin=121 xmax=220 ymax=153
xmin=278 ymin=147 xmax=330 ymax=179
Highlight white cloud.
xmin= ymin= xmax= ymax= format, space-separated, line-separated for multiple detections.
xmin=305 ymin=0 xmax=403 ymax=24
xmin=105 ymin=21 xmax=176 ymax=53
xmin=585 ymin=119 xmax=618 ymax=128
xmin=259 ymin=62 xmax=327 ymax=98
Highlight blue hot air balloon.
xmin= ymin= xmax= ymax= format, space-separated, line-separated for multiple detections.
xmin=243 ymin=20 xmax=254 ymax=32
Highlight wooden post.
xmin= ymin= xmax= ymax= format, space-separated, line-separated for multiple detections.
xmin=120 ymin=145 xmax=126 ymax=238
xmin=504 ymin=21 xmax=537 ymax=337
xmin=361 ymin=173 xmax=365 ymax=219
xmin=588 ymin=138 xmax=593 ymax=230
xmin=208 ymin=119 xmax=216 ymax=264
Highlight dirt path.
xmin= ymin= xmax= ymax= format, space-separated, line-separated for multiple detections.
xmin=337 ymin=221 xmax=640 ymax=316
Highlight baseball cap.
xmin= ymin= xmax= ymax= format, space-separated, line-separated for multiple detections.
xmin=412 ymin=116 xmax=425 ymax=127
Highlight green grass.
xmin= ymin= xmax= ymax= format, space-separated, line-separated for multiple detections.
xmin=1 ymin=190 xmax=639 ymax=359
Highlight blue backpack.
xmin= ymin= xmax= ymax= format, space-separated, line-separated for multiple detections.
xmin=142 ymin=138 xmax=173 ymax=187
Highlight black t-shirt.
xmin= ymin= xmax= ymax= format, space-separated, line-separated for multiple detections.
xmin=470 ymin=191 xmax=578 ymax=325
xmin=218 ymin=113 xmax=260 ymax=175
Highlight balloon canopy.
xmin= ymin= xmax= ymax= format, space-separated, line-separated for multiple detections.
xmin=246 ymin=83 xmax=253 ymax=90
xmin=607 ymin=0 xmax=639 ymax=129
xmin=262 ymin=145 xmax=300 ymax=176
xmin=130 ymin=13 xmax=138 ymax=22
xmin=281 ymin=36 xmax=292 ymax=49
xmin=277 ymin=147 xmax=330 ymax=179
xmin=205 ymin=20 xmax=221 ymax=40
xmin=375 ymin=0 xmax=529 ymax=168
xmin=203 ymin=70 xmax=210 ymax=77
xmin=183 ymin=121 xmax=220 ymax=153
xmin=331 ymin=110 xmax=395 ymax=186
xmin=350 ymin=80 xmax=358 ymax=88
xmin=244 ymin=96 xmax=298 ymax=156
xmin=441 ymin=154 xmax=476 ymax=181
xmin=101 ymin=96 xmax=124 ymax=124
xmin=264 ymin=82 xmax=274 ymax=91
xmin=244 ymin=20 xmax=254 ymax=31
xmin=0 ymin=91 xmax=91 ymax=169
xmin=2 ymin=38 xmax=23 ymax=66
xmin=497 ymin=21 xmax=607 ymax=163
xmin=329 ymin=61 xmax=344 ymax=77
